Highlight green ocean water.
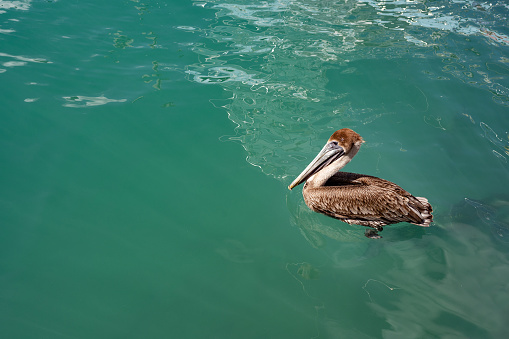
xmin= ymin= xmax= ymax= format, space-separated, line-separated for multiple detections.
xmin=1 ymin=0 xmax=509 ymax=338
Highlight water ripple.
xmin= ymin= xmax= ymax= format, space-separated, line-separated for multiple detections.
xmin=62 ymin=95 xmax=127 ymax=108
xmin=185 ymin=0 xmax=509 ymax=179
xmin=0 ymin=1 xmax=31 ymax=12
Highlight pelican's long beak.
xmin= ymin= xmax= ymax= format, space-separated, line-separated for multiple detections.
xmin=288 ymin=143 xmax=344 ymax=190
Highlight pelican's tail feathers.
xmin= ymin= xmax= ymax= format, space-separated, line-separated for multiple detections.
xmin=413 ymin=197 xmax=433 ymax=227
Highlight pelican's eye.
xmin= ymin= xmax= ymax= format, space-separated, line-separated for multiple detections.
xmin=329 ymin=140 xmax=339 ymax=148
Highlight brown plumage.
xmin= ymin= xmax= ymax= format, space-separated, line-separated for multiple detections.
xmin=288 ymin=128 xmax=433 ymax=238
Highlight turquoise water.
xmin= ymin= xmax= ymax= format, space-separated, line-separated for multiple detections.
xmin=1 ymin=0 xmax=509 ymax=338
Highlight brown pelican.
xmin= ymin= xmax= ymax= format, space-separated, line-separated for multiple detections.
xmin=288 ymin=128 xmax=433 ymax=239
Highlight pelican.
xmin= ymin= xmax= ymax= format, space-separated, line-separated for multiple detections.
xmin=288 ymin=128 xmax=433 ymax=239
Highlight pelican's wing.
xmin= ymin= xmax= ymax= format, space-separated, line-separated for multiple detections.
xmin=326 ymin=172 xmax=410 ymax=195
xmin=304 ymin=183 xmax=428 ymax=226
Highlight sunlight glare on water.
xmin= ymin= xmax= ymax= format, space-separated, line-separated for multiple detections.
xmin=185 ymin=0 xmax=509 ymax=179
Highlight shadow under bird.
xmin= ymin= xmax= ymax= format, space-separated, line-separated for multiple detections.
xmin=288 ymin=128 xmax=433 ymax=239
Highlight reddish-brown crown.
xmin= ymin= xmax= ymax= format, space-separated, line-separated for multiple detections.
xmin=328 ymin=128 xmax=364 ymax=152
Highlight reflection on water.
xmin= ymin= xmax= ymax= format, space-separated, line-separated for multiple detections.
xmin=0 ymin=52 xmax=52 ymax=74
xmin=184 ymin=0 xmax=509 ymax=180
xmin=279 ymin=208 xmax=509 ymax=337
xmin=187 ymin=66 xmax=264 ymax=85
xmin=365 ymin=222 xmax=509 ymax=338
xmin=0 ymin=0 xmax=31 ymax=13
xmin=0 ymin=3 xmax=48 ymax=74
xmin=454 ymin=196 xmax=509 ymax=244
xmin=281 ymin=201 xmax=509 ymax=337
xmin=480 ymin=121 xmax=509 ymax=163
xmin=62 ymin=95 xmax=127 ymax=108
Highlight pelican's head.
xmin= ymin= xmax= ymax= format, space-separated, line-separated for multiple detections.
xmin=288 ymin=128 xmax=364 ymax=190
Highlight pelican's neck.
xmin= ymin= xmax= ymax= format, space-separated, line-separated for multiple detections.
xmin=307 ymin=143 xmax=361 ymax=188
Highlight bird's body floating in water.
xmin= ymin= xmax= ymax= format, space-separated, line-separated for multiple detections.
xmin=288 ymin=128 xmax=433 ymax=239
